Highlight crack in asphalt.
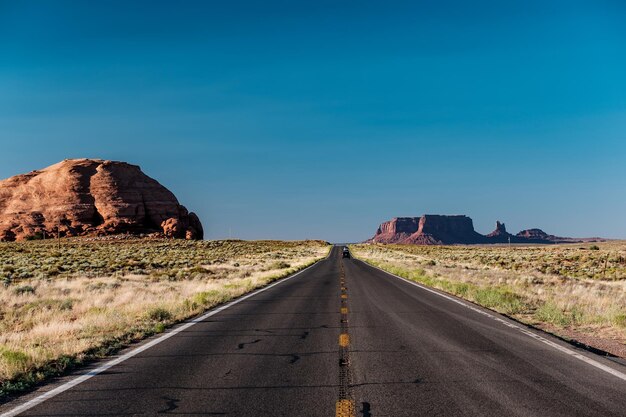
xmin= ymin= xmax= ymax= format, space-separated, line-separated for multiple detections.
xmin=158 ymin=396 xmax=179 ymax=413
xmin=237 ymin=339 xmax=262 ymax=350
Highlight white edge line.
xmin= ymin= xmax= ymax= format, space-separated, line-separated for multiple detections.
xmin=1 ymin=250 xmax=332 ymax=417
xmin=360 ymin=259 xmax=626 ymax=383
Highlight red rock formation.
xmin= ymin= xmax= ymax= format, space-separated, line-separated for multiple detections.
xmin=372 ymin=217 xmax=420 ymax=244
xmin=516 ymin=228 xmax=551 ymax=240
xmin=486 ymin=221 xmax=508 ymax=237
xmin=406 ymin=215 xmax=486 ymax=244
xmin=371 ymin=215 xmax=485 ymax=244
xmin=370 ymin=216 xmax=596 ymax=245
xmin=518 ymin=230 xmax=604 ymax=243
xmin=0 ymin=159 xmax=203 ymax=241
xmin=515 ymin=229 xmax=579 ymax=243
xmin=485 ymin=221 xmax=514 ymax=243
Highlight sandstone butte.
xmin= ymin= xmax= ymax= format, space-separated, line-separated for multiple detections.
xmin=0 ymin=159 xmax=203 ymax=241
xmin=369 ymin=215 xmax=600 ymax=245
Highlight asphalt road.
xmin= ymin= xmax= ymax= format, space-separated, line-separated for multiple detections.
xmin=3 ymin=246 xmax=626 ymax=416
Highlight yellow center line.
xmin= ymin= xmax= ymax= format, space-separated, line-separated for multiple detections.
xmin=335 ymin=399 xmax=355 ymax=417
xmin=339 ymin=333 xmax=350 ymax=347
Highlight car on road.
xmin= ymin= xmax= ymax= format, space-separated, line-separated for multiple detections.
xmin=342 ymin=247 xmax=350 ymax=258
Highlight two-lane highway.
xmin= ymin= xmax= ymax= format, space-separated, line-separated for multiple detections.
xmin=2 ymin=246 xmax=626 ymax=416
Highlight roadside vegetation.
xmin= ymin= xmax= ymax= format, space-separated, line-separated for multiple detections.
xmin=0 ymin=238 xmax=329 ymax=397
xmin=350 ymin=242 xmax=626 ymax=357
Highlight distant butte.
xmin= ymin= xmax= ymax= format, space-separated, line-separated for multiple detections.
xmin=0 ymin=159 xmax=203 ymax=241
xmin=369 ymin=215 xmax=602 ymax=245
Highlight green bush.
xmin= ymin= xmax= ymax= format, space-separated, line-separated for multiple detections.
xmin=535 ymin=302 xmax=583 ymax=326
xmin=187 ymin=266 xmax=211 ymax=274
xmin=13 ymin=285 xmax=35 ymax=295
xmin=0 ymin=348 xmax=30 ymax=370
xmin=193 ymin=290 xmax=228 ymax=306
xmin=145 ymin=307 xmax=172 ymax=322
xmin=612 ymin=313 xmax=626 ymax=328
xmin=450 ymin=282 xmax=470 ymax=297
xmin=270 ymin=261 xmax=291 ymax=269
xmin=59 ymin=299 xmax=74 ymax=311
xmin=471 ymin=287 xmax=525 ymax=314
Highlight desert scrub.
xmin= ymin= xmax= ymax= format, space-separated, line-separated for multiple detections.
xmin=353 ymin=242 xmax=626 ymax=281
xmin=0 ymin=238 xmax=329 ymax=396
xmin=0 ymin=348 xmax=31 ymax=378
xmin=535 ymin=302 xmax=584 ymax=327
xmin=351 ymin=243 xmax=626 ymax=351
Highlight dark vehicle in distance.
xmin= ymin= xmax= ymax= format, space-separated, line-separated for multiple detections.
xmin=342 ymin=247 xmax=350 ymax=258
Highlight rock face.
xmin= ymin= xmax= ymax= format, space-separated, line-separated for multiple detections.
xmin=370 ymin=215 xmax=589 ymax=245
xmin=485 ymin=221 xmax=514 ymax=243
xmin=0 ymin=159 xmax=204 ymax=241
xmin=515 ymin=229 xmax=580 ymax=243
xmin=373 ymin=217 xmax=421 ymax=244
xmin=406 ymin=215 xmax=486 ymax=245
xmin=372 ymin=215 xmax=485 ymax=245
xmin=516 ymin=228 xmax=553 ymax=240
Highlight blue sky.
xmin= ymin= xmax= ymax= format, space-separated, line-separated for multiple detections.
xmin=1 ymin=0 xmax=625 ymax=241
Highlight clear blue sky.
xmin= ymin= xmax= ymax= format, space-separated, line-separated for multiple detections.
xmin=1 ymin=1 xmax=625 ymax=241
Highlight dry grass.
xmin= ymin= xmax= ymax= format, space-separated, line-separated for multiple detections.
xmin=350 ymin=242 xmax=626 ymax=354
xmin=0 ymin=238 xmax=329 ymax=395
xmin=368 ymin=241 xmax=626 ymax=280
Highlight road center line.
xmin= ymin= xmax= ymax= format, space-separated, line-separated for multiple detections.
xmin=337 ymin=259 xmax=354 ymax=417
xmin=336 ymin=399 xmax=356 ymax=417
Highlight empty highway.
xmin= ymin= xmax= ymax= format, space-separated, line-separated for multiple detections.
xmin=2 ymin=247 xmax=626 ymax=416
